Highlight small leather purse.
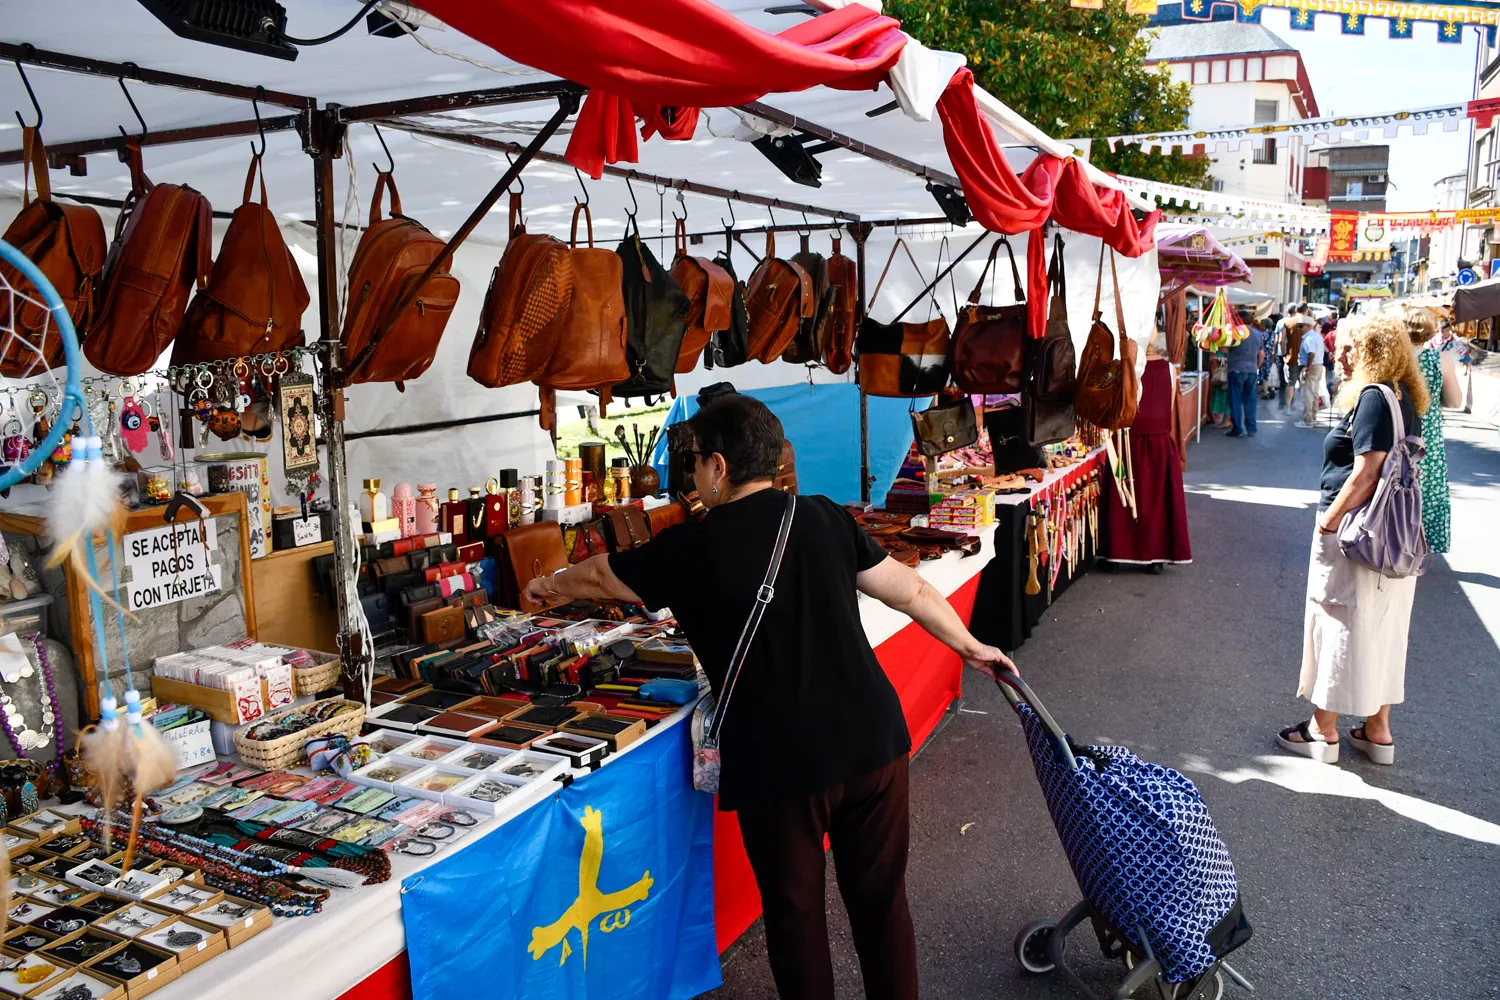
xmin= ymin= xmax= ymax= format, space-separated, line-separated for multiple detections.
xmin=420 ymin=604 xmax=465 ymax=643
xmin=605 ymin=506 xmax=651 ymax=551
xmin=911 ymin=396 xmax=979 ymax=457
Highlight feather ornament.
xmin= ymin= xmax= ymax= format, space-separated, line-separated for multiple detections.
xmin=117 ymin=692 xmax=178 ymax=876
xmin=43 ymin=439 xmax=133 ymax=617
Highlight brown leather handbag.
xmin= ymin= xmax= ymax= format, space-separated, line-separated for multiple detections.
xmin=0 ymin=128 xmax=107 ymax=377
xmin=668 ymin=219 xmax=733 ymax=374
xmin=174 ymin=153 xmax=309 ymax=365
xmin=496 ymin=521 xmax=568 ymax=612
xmin=856 ymin=239 xmax=951 ymax=398
xmin=537 ymin=204 xmax=627 ymax=391
xmin=745 ymin=232 xmax=812 ymax=363
xmin=823 ymin=236 xmax=858 ymax=375
xmin=783 ymin=238 xmax=834 ymax=364
xmin=1074 ymin=245 xmax=1140 ymax=431
xmin=342 ymin=172 xmax=460 ymax=386
xmin=951 ymin=236 xmax=1029 ymax=394
xmin=87 ymin=141 xmax=213 ymax=377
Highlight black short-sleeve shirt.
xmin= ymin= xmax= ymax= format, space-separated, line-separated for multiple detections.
xmin=609 ymin=489 xmax=910 ymax=810
xmin=1321 ymin=383 xmax=1417 ymax=509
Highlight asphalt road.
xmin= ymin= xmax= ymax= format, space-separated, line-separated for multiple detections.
xmin=710 ymin=393 xmax=1500 ymax=1000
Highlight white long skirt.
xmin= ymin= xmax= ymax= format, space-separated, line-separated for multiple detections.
xmin=1297 ymin=527 xmax=1417 ymax=716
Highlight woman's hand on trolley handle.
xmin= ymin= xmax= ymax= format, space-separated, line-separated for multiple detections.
xmin=856 ymin=554 xmax=1017 ymax=679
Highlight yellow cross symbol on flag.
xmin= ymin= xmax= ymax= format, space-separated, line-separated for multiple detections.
xmin=529 ymin=805 xmax=654 ymax=968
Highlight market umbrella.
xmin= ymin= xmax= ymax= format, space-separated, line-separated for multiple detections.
xmin=1453 ymin=274 xmax=1500 ymax=322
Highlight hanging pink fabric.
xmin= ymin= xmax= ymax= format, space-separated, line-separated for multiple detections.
xmin=411 ymin=0 xmax=1158 ymax=274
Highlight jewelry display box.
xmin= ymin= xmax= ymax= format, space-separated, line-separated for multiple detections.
xmin=530 ymin=733 xmax=610 ymax=769
xmin=186 ymin=896 xmax=271 ymax=949
xmin=26 ymin=969 xmax=126 ymax=1000
xmin=135 ymin=918 xmax=228 ymax=974
xmin=83 ymin=939 xmax=180 ymax=999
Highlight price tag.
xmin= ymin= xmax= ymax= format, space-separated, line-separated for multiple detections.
xmin=292 ymin=516 xmax=322 ymax=547
xmin=197 ymin=941 xmax=207 ymax=952
xmin=148 ymin=968 xmax=158 ymax=980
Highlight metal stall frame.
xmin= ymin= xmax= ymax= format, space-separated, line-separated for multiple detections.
xmin=0 ymin=40 xmax=981 ymax=701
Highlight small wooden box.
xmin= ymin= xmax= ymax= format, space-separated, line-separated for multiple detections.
xmin=24 ymin=970 xmax=126 ymax=1000
xmin=148 ymin=675 xmax=275 ymax=726
xmin=187 ymin=897 xmax=270 ymax=948
xmin=133 ymin=916 xmax=227 ymax=974
xmin=558 ymin=713 xmax=647 ymax=752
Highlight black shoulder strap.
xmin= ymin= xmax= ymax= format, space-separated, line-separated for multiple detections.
xmin=708 ymin=493 xmax=796 ymax=743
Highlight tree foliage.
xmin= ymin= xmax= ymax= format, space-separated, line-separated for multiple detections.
xmin=887 ymin=0 xmax=1212 ymax=189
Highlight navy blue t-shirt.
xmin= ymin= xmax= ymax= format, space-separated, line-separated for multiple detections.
xmin=1321 ymin=383 xmax=1417 ymax=509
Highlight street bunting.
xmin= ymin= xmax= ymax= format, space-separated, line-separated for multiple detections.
xmin=1149 ymin=0 xmax=1500 ymax=44
xmin=1096 ymin=103 xmax=1466 ymax=156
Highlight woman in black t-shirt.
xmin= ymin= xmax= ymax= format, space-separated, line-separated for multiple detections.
xmin=526 ymin=393 xmax=1011 ymax=1000
xmin=1277 ymin=314 xmax=1428 ymax=767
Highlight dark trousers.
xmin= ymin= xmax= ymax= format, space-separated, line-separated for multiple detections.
xmin=735 ymin=756 xmax=917 ymax=1000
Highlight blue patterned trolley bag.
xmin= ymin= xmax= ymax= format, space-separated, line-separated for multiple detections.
xmin=998 ymin=671 xmax=1253 ymax=999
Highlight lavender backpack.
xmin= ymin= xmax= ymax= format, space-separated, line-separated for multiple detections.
xmin=1337 ymin=383 xmax=1432 ymax=578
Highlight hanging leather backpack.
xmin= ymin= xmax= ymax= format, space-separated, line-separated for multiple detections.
xmin=174 ymin=153 xmax=309 ymax=366
xmin=668 ymin=219 xmax=733 ymax=374
xmin=1073 ymin=244 xmax=1140 ymax=430
xmin=87 ymin=141 xmax=212 ymax=377
xmin=0 ymin=128 xmax=107 ymax=377
xmin=783 ymin=235 xmax=834 ymax=365
xmin=706 ymin=248 xmax=751 ymax=368
xmin=1024 ymin=235 xmax=1078 ymax=447
xmin=469 ymin=193 xmax=572 ymax=389
xmin=343 ymin=172 xmax=461 ymax=387
xmin=856 ymin=238 xmax=951 ymax=398
xmin=823 ymin=235 xmax=858 ymax=375
xmin=744 ymin=231 xmax=812 ymax=363
xmin=951 ymin=236 xmax=1030 ymax=394
xmin=609 ymin=221 xmax=688 ymax=400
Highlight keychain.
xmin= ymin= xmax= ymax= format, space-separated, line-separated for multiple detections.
xmin=28 ymin=390 xmax=54 ymax=486
xmin=118 ymin=380 xmax=150 ymax=455
xmin=153 ymin=389 xmax=174 ymax=461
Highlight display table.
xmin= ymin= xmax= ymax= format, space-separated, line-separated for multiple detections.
xmin=969 ymin=451 xmax=1108 ymax=654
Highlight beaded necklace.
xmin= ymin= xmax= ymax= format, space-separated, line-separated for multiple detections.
xmin=0 ymin=636 xmax=63 ymax=771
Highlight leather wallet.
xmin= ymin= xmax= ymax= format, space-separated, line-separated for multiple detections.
xmin=382 ymin=570 xmax=422 ymax=600
xmin=401 ymin=582 xmax=441 ymax=605
xmin=460 ymin=588 xmax=490 ymax=608
xmin=423 ymin=561 xmax=466 ymax=584
xmin=407 ymin=596 xmax=444 ymax=634
xmin=374 ymin=555 xmax=410 ymax=578
xmin=435 ymin=543 xmax=459 ymax=564
xmin=360 ymin=592 xmax=391 ymax=628
xmin=456 ymin=541 xmax=486 ymax=564
xmin=420 ymin=604 xmax=466 ymax=643
xmin=408 ymin=548 xmax=434 ymax=570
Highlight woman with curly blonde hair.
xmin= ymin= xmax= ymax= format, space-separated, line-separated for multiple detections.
xmin=1277 ymin=314 xmax=1428 ymax=766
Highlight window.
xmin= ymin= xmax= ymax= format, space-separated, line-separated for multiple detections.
xmin=1346 ymin=179 xmax=1364 ymax=199
xmin=1210 ymin=178 xmax=1225 ymax=193
xmin=1252 ymin=100 xmax=1278 ymax=164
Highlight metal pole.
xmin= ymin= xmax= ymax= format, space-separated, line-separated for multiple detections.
xmin=304 ymin=107 xmax=362 ymax=701
xmin=890 ymin=230 xmax=989 ymax=323
xmin=850 ymin=222 xmax=874 ymax=504
xmin=0 ymin=42 xmax=314 ymax=108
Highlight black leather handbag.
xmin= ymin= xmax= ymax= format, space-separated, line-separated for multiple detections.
xmin=706 ymin=250 xmax=750 ymax=368
xmin=985 ymin=404 xmax=1045 ymax=474
xmin=911 ymin=396 xmax=979 ymax=457
xmin=1024 ymin=234 xmax=1078 ymax=447
xmin=612 ymin=222 xmax=689 ymax=399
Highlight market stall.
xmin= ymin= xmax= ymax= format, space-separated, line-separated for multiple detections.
xmin=0 ymin=2 xmax=1168 ymax=998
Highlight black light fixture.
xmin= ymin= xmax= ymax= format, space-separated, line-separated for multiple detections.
xmin=134 ymin=0 xmax=299 ymax=60
xmin=927 ymin=182 xmax=972 ymax=226
xmin=366 ymin=9 xmax=414 ymax=38
xmin=752 ymin=133 xmax=838 ymax=188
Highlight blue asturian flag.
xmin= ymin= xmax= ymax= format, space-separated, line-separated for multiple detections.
xmin=401 ymin=720 xmax=722 ymax=1000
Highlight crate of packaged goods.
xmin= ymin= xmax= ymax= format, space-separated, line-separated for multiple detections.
xmin=928 ymin=490 xmax=995 ymax=528
xmin=150 ymin=652 xmax=267 ymax=726
xmin=233 ymin=698 xmax=366 ymax=770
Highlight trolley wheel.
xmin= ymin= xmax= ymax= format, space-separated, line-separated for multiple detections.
xmin=1171 ymin=970 xmax=1225 ymax=1000
xmin=1013 ymin=919 xmax=1058 ymax=974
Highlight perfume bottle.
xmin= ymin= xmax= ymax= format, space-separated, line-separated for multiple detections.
xmin=466 ymin=486 xmax=486 ymax=540
xmin=499 ymin=469 xmax=522 ymax=528
xmin=519 ymin=475 xmax=538 ymax=526
xmin=358 ymin=478 xmax=389 ymax=527
xmin=392 ymin=483 xmax=417 ymax=538
xmin=483 ymin=477 xmax=508 ymax=537
xmin=415 ymin=483 xmax=440 ymax=535
xmin=440 ymin=488 xmax=469 ymax=544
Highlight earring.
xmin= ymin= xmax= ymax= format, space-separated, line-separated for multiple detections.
xmin=711 ymin=487 xmax=718 ymax=495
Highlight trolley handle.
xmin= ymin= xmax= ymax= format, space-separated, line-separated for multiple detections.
xmin=994 ymin=667 xmax=1079 ymax=771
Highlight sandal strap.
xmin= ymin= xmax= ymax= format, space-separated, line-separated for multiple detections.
xmin=1281 ymin=720 xmax=1333 ymax=745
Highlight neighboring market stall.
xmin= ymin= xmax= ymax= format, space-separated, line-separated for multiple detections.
xmin=0 ymin=2 xmax=1167 ymax=998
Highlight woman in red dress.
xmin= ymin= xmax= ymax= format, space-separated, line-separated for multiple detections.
xmin=1101 ymin=347 xmax=1192 ymax=570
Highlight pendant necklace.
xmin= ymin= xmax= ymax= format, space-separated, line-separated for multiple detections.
xmin=0 ymin=636 xmax=62 ymax=766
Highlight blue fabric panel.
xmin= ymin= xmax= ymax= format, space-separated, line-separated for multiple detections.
xmin=649 ymin=383 xmax=919 ymax=505
xmin=402 ymin=720 xmax=721 ymax=1000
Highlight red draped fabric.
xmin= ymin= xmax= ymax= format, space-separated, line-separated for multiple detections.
xmin=413 ymin=0 xmax=1158 ymax=297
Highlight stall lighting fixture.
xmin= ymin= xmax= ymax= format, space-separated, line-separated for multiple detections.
xmin=928 ymin=182 xmax=972 ymax=226
xmin=134 ymin=0 xmax=299 ymax=60
xmin=753 ymin=133 xmax=839 ymax=188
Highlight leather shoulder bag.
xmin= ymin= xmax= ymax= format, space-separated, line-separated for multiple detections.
xmin=707 ymin=249 xmax=751 ymax=368
xmin=784 ymin=238 xmax=834 ymax=364
xmin=0 ymin=127 xmax=107 ymax=377
xmin=537 ymin=203 xmax=628 ymax=392
xmin=1073 ymin=244 xmax=1140 ymax=431
xmin=822 ymin=235 xmax=858 ymax=375
xmin=912 ymin=394 xmax=979 ymax=457
xmin=496 ymin=520 xmax=569 ymax=613
xmin=469 ymin=193 xmax=569 ymax=389
xmin=610 ymin=221 xmax=689 ymax=400
xmin=744 ymin=231 xmax=813 ymax=363
xmin=856 ymin=238 xmax=951 ymax=398
xmin=691 ymin=493 xmax=795 ymax=794
xmin=669 ymin=219 xmax=734 ymax=374
xmin=87 ymin=141 xmax=213 ymax=377
xmin=951 ymin=236 xmax=1029 ymax=394
xmin=1024 ymin=234 xmax=1078 ymax=447
xmin=175 ymin=152 xmax=309 ymax=365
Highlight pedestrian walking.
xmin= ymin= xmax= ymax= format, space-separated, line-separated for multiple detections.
xmin=1279 ymin=305 xmax=1310 ymax=412
xmin=1294 ymin=316 xmax=1327 ymax=427
xmin=1321 ymin=317 xmax=1338 ymax=402
xmin=1208 ymin=350 xmax=1231 ymax=428
xmin=1257 ymin=316 xmax=1278 ymax=399
xmin=1402 ymin=307 xmax=1456 ymax=553
xmin=525 ymin=392 xmax=1012 ymax=1000
xmin=1225 ymin=309 xmax=1264 ymax=438
xmin=1277 ymin=314 xmax=1429 ymax=765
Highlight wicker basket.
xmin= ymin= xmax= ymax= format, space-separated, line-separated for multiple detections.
xmin=234 ymin=697 xmax=366 ymax=770
xmin=292 ymin=650 xmax=343 ymax=697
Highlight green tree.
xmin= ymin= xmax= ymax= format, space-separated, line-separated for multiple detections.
xmin=888 ymin=0 xmax=1211 ymax=189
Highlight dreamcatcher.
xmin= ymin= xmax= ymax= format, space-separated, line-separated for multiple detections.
xmin=0 ymin=240 xmax=175 ymax=869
